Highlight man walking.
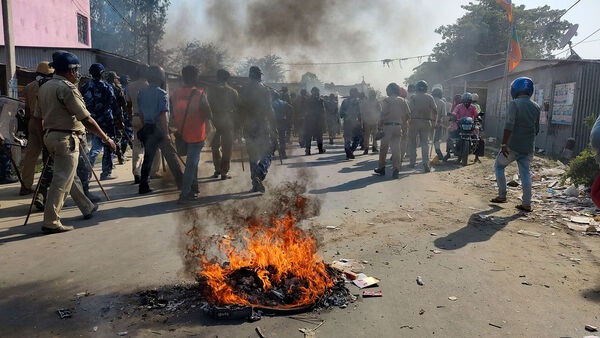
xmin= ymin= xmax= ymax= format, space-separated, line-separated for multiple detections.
xmin=340 ymin=88 xmax=362 ymax=160
xmin=208 ymin=69 xmax=239 ymax=179
xmin=491 ymin=77 xmax=540 ymax=212
xmin=171 ymin=65 xmax=213 ymax=202
xmin=137 ymin=65 xmax=184 ymax=194
xmin=239 ymin=66 xmax=276 ymax=193
xmin=303 ymin=87 xmax=327 ymax=155
xmin=20 ymin=61 xmax=54 ymax=194
xmin=374 ymin=83 xmax=411 ymax=179
xmin=407 ymin=80 xmax=437 ymax=172
xmin=80 ymin=63 xmax=119 ymax=180
xmin=38 ymin=51 xmax=116 ymax=233
xmin=360 ymin=90 xmax=381 ymax=155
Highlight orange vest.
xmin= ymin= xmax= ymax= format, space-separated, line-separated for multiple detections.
xmin=172 ymin=86 xmax=207 ymax=143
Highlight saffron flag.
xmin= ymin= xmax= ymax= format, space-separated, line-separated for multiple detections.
xmin=508 ymin=25 xmax=522 ymax=72
xmin=495 ymin=0 xmax=513 ymax=22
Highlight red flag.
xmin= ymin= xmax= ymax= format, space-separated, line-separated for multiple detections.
xmin=508 ymin=25 xmax=522 ymax=72
xmin=496 ymin=0 xmax=513 ymax=22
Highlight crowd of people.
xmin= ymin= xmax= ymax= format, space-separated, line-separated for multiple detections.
xmin=0 ymin=48 xmax=546 ymax=234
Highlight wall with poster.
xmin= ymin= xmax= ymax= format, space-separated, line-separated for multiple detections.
xmin=551 ymin=82 xmax=575 ymax=125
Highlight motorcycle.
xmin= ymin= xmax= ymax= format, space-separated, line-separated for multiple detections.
xmin=445 ymin=113 xmax=483 ymax=166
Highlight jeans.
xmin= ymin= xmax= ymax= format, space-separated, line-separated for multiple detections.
xmin=180 ymin=142 xmax=204 ymax=199
xmin=88 ymin=134 xmax=113 ymax=177
xmin=246 ymin=134 xmax=272 ymax=181
xmin=494 ymin=149 xmax=533 ymax=205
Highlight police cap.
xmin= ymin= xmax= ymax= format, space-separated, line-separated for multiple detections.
xmin=36 ymin=61 xmax=54 ymax=75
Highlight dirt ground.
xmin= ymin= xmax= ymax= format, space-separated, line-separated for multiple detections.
xmin=0 ymin=140 xmax=599 ymax=337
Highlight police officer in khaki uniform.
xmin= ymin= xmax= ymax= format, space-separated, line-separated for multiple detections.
xmin=407 ymin=80 xmax=437 ymax=173
xmin=38 ymin=51 xmax=116 ymax=234
xmin=20 ymin=61 xmax=54 ymax=195
xmin=374 ymin=83 xmax=411 ymax=179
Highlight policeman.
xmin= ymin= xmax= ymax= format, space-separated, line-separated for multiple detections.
xmin=360 ymin=89 xmax=381 ymax=154
xmin=239 ymin=66 xmax=276 ymax=193
xmin=80 ymin=63 xmax=120 ymax=180
xmin=303 ymin=87 xmax=326 ymax=155
xmin=340 ymin=88 xmax=362 ymax=159
xmin=324 ymin=93 xmax=340 ymax=145
xmin=431 ymin=87 xmax=447 ymax=160
xmin=407 ymin=80 xmax=437 ymax=172
xmin=271 ymin=91 xmax=292 ymax=159
xmin=374 ymin=83 xmax=411 ymax=178
xmin=20 ymin=61 xmax=54 ymax=194
xmin=38 ymin=51 xmax=116 ymax=233
xmin=208 ymin=69 xmax=239 ymax=179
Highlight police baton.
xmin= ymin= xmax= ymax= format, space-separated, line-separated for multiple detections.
xmin=23 ymin=155 xmax=51 ymax=227
xmin=79 ymin=143 xmax=110 ymax=201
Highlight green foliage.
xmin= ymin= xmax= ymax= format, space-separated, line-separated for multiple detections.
xmin=165 ymin=41 xmax=230 ymax=76
xmin=407 ymin=0 xmax=572 ymax=84
xmin=91 ymin=0 xmax=170 ymax=64
xmin=237 ymin=54 xmax=286 ymax=83
xmin=564 ymin=147 xmax=600 ymax=187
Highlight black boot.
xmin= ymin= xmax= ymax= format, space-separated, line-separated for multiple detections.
xmin=374 ymin=167 xmax=385 ymax=176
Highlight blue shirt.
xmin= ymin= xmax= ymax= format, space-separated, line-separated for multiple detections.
xmin=137 ymin=85 xmax=169 ymax=124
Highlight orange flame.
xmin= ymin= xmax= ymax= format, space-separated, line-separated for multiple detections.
xmin=200 ymin=214 xmax=333 ymax=308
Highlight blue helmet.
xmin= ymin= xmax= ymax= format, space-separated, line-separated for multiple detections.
xmin=89 ymin=63 xmax=105 ymax=78
xmin=50 ymin=51 xmax=80 ymax=72
xmin=461 ymin=92 xmax=472 ymax=103
xmin=510 ymin=77 xmax=534 ymax=99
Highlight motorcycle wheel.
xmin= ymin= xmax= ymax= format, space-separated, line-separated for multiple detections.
xmin=460 ymin=139 xmax=470 ymax=166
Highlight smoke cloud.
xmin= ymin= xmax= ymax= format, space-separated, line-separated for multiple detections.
xmin=163 ymin=0 xmax=461 ymax=90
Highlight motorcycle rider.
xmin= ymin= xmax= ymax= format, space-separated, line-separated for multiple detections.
xmin=444 ymin=92 xmax=478 ymax=162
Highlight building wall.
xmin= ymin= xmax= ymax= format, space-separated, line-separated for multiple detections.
xmin=485 ymin=62 xmax=600 ymax=156
xmin=0 ymin=0 xmax=91 ymax=48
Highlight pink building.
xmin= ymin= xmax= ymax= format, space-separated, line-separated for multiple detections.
xmin=0 ymin=0 xmax=91 ymax=48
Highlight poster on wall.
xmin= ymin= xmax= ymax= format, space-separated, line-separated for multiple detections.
xmin=551 ymin=82 xmax=575 ymax=125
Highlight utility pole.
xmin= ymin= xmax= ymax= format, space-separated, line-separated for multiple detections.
xmin=2 ymin=0 xmax=17 ymax=98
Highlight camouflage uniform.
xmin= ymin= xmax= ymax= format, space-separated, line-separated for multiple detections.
xmin=80 ymin=79 xmax=119 ymax=178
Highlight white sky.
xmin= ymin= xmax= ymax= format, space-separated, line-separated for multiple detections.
xmin=163 ymin=0 xmax=600 ymax=92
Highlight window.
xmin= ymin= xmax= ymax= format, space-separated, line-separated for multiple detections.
xmin=77 ymin=14 xmax=89 ymax=45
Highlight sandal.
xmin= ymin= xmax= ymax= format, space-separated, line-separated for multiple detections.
xmin=490 ymin=197 xmax=507 ymax=203
xmin=515 ymin=204 xmax=532 ymax=212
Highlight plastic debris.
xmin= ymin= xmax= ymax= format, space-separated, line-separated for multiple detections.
xmin=517 ymin=230 xmax=541 ymax=237
xmin=448 ymin=296 xmax=458 ymax=301
xmin=416 ymin=276 xmax=424 ymax=286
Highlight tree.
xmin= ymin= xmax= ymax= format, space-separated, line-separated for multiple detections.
xmin=237 ymin=54 xmax=286 ymax=83
xmin=90 ymin=0 xmax=170 ymax=65
xmin=165 ymin=41 xmax=230 ymax=76
xmin=407 ymin=0 xmax=571 ymax=84
xmin=300 ymin=72 xmax=323 ymax=91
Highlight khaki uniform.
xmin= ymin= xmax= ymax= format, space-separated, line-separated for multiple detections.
xmin=21 ymin=80 xmax=44 ymax=189
xmin=378 ymin=96 xmax=410 ymax=171
xmin=360 ymin=98 xmax=381 ymax=152
xmin=433 ymin=97 xmax=448 ymax=157
xmin=125 ymin=79 xmax=161 ymax=178
xmin=208 ymin=83 xmax=239 ymax=176
xmin=408 ymin=93 xmax=437 ymax=166
xmin=37 ymin=75 xmax=95 ymax=228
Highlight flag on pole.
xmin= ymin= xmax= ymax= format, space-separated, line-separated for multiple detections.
xmin=495 ymin=0 xmax=513 ymax=22
xmin=508 ymin=25 xmax=522 ymax=72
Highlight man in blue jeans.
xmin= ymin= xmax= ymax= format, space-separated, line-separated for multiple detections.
xmin=491 ymin=77 xmax=540 ymax=212
xmin=171 ymin=65 xmax=212 ymax=203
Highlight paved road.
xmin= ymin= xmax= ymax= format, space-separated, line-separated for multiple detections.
xmin=0 ymin=141 xmax=598 ymax=337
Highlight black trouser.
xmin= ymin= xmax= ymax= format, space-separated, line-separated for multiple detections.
xmin=139 ymin=124 xmax=183 ymax=190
